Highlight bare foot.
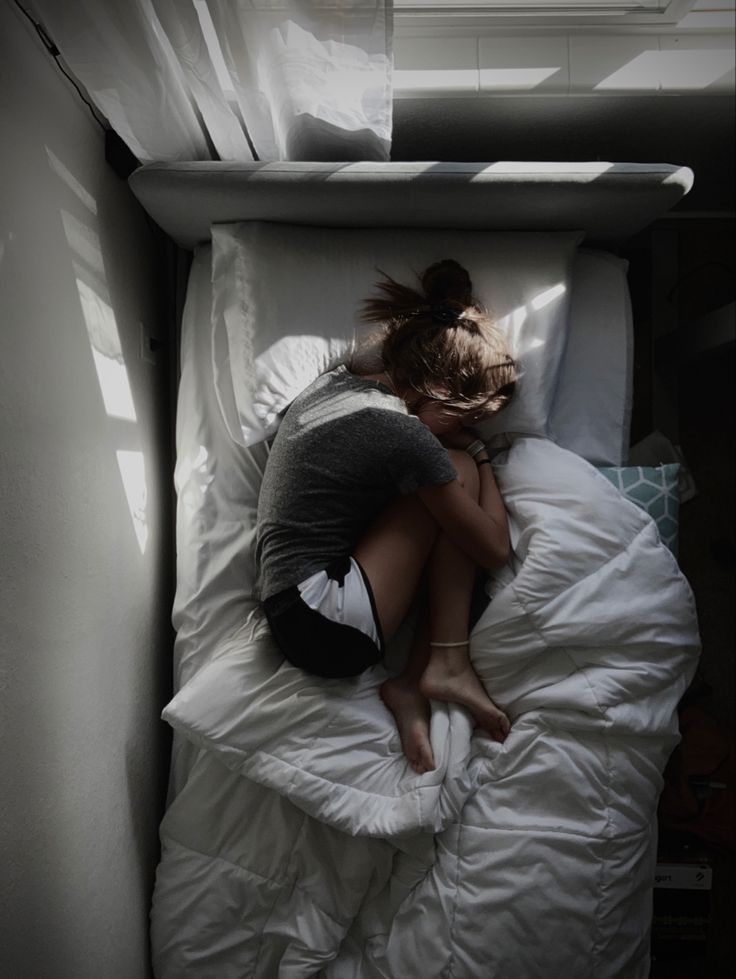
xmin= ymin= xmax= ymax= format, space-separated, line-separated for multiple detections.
xmin=419 ymin=649 xmax=510 ymax=743
xmin=380 ymin=676 xmax=436 ymax=774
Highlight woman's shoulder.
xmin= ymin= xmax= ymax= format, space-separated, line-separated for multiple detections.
xmin=319 ymin=364 xmax=404 ymax=406
xmin=282 ymin=364 xmax=403 ymax=433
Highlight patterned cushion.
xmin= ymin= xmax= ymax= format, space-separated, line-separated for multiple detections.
xmin=598 ymin=464 xmax=680 ymax=555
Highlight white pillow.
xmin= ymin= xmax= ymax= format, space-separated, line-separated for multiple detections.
xmin=548 ymin=249 xmax=633 ymax=466
xmin=211 ymin=223 xmax=582 ymax=447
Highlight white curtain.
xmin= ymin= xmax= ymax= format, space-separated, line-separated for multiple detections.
xmin=32 ymin=0 xmax=393 ymax=162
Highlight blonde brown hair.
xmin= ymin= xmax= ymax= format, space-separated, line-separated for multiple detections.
xmin=359 ymin=259 xmax=516 ymax=418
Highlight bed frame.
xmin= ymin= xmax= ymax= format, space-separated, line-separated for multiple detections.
xmin=142 ymin=158 xmax=700 ymax=979
xmin=129 ymin=161 xmax=693 ymax=250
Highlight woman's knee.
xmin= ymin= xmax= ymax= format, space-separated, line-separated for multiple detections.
xmin=447 ymin=448 xmax=480 ymax=498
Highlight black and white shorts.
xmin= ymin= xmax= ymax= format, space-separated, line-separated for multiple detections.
xmin=262 ymin=555 xmax=385 ymax=679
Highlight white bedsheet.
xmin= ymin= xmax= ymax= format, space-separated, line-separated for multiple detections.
xmin=154 ymin=436 xmax=699 ymax=978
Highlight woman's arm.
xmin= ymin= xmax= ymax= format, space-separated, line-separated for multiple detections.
xmin=416 ymin=437 xmax=510 ymax=570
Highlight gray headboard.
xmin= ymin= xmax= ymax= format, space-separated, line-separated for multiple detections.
xmin=128 ymin=161 xmax=693 ymax=250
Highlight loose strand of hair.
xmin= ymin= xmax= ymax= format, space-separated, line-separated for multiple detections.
xmin=359 ymin=269 xmax=426 ymax=326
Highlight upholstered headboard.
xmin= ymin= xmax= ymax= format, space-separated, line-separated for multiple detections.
xmin=128 ymin=161 xmax=693 ymax=250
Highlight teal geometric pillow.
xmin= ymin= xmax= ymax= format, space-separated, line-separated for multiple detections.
xmin=598 ymin=464 xmax=680 ymax=555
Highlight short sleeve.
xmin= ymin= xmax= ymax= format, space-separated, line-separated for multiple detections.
xmin=380 ymin=412 xmax=458 ymax=494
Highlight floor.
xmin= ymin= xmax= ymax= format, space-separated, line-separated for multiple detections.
xmin=624 ymin=221 xmax=735 ymax=978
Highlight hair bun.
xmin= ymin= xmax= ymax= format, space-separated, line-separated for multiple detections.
xmin=421 ymin=259 xmax=474 ymax=307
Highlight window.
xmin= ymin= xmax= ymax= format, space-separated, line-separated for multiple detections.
xmin=394 ymin=1 xmax=700 ymax=28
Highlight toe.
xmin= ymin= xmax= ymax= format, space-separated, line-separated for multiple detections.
xmin=484 ymin=709 xmax=510 ymax=743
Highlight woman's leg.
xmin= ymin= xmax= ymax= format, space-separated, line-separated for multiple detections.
xmin=416 ymin=459 xmax=510 ymax=744
xmin=354 ymin=450 xmax=509 ymax=773
xmin=352 ymin=496 xmax=438 ymax=774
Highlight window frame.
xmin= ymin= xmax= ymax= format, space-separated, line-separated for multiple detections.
xmin=393 ymin=1 xmax=701 ymax=31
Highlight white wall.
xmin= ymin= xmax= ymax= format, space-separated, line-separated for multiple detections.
xmin=393 ymin=30 xmax=735 ymax=98
xmin=0 ymin=4 xmax=172 ymax=976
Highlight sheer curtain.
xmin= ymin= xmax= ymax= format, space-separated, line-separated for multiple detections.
xmin=32 ymin=0 xmax=393 ymax=162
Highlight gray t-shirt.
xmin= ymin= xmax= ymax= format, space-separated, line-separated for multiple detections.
xmin=255 ymin=365 xmax=457 ymax=600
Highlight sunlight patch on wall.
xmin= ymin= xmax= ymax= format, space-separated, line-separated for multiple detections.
xmin=49 ymin=149 xmax=151 ymax=562
xmin=658 ymin=48 xmax=735 ymax=89
xmin=116 ymin=451 xmax=149 ymax=554
xmin=479 ymin=66 xmax=561 ymax=90
xmin=595 ymin=48 xmax=735 ymax=90
xmin=393 ymin=54 xmax=578 ymax=94
xmin=58 ymin=207 xmax=137 ymax=423
xmin=60 ymin=209 xmax=105 ymax=277
xmin=45 ymin=148 xmax=98 ymax=215
xmin=75 ymin=279 xmax=137 ymax=422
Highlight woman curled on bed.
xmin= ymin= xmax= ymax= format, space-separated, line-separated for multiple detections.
xmin=255 ymin=259 xmax=517 ymax=774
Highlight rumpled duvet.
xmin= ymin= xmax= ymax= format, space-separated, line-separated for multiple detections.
xmin=152 ymin=437 xmax=699 ymax=979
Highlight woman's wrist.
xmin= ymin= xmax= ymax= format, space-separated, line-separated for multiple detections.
xmin=465 ymin=439 xmax=486 ymax=459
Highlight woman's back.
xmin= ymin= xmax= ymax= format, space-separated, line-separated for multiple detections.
xmin=255 ymin=364 xmax=455 ymax=602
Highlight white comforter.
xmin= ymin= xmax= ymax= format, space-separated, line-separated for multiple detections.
xmin=152 ymin=438 xmax=699 ymax=979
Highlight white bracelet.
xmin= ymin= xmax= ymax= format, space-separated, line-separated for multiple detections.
xmin=429 ymin=640 xmax=470 ymax=648
xmin=466 ymin=439 xmax=486 ymax=458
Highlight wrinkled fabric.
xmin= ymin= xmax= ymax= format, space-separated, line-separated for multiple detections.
xmin=33 ymin=0 xmax=392 ymax=162
xmin=153 ymin=438 xmax=699 ymax=978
